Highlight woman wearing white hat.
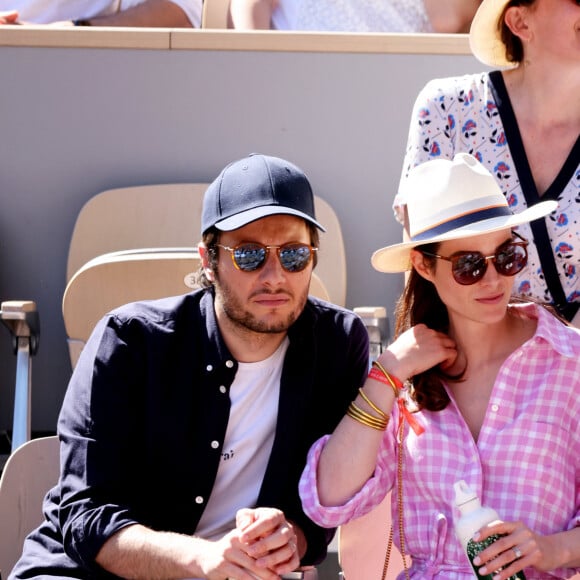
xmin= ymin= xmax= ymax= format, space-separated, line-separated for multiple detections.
xmin=394 ymin=0 xmax=580 ymax=326
xmin=299 ymin=154 xmax=580 ymax=579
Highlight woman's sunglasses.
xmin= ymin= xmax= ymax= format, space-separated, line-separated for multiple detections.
xmin=420 ymin=232 xmax=529 ymax=286
xmin=217 ymin=242 xmax=317 ymax=273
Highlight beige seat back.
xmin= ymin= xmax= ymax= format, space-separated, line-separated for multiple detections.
xmin=0 ymin=436 xmax=60 ymax=577
xmin=338 ymin=492 xmax=408 ymax=579
xmin=63 ymin=249 xmax=201 ymax=368
xmin=66 ymin=184 xmax=207 ymax=282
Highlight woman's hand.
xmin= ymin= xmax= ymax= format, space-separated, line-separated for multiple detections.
xmin=377 ymin=323 xmax=458 ymax=381
xmin=472 ymin=520 xmax=558 ymax=579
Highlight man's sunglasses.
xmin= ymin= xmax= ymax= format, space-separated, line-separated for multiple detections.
xmin=420 ymin=232 xmax=529 ymax=286
xmin=217 ymin=242 xmax=317 ymax=273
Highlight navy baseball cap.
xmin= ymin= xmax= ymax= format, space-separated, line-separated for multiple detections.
xmin=201 ymin=153 xmax=325 ymax=234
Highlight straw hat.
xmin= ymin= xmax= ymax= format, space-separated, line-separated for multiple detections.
xmin=371 ymin=153 xmax=557 ymax=273
xmin=469 ymin=0 xmax=513 ymax=67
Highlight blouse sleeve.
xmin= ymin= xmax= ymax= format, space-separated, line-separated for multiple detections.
xmin=299 ymin=426 xmax=398 ymax=529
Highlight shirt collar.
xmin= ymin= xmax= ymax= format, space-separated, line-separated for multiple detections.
xmin=513 ymin=302 xmax=579 ymax=358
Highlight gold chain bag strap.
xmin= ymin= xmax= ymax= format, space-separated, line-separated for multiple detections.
xmin=381 ymin=391 xmax=426 ymax=580
xmin=380 ymin=417 xmax=410 ymax=580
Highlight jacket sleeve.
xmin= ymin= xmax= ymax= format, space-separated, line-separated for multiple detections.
xmin=57 ymin=314 xmax=145 ymax=570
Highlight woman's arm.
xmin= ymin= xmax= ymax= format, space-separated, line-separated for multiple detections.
xmin=229 ymin=0 xmax=275 ymax=29
xmin=316 ymin=325 xmax=457 ymax=507
xmin=75 ymin=0 xmax=193 ymax=27
xmin=423 ymin=0 xmax=481 ymax=33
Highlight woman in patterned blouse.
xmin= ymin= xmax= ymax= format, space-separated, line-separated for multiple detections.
xmin=394 ymin=0 xmax=580 ymax=325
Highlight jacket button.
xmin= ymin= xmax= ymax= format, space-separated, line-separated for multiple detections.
xmin=195 ymin=496 xmax=204 ymax=504
xmin=219 ymin=385 xmax=226 ymax=393
xmin=211 ymin=440 xmax=219 ymax=449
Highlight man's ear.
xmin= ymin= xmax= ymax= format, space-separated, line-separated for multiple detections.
xmin=198 ymin=243 xmax=215 ymax=282
xmin=409 ymin=249 xmax=434 ymax=282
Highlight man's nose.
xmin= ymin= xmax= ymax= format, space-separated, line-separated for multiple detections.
xmin=259 ymin=250 xmax=286 ymax=281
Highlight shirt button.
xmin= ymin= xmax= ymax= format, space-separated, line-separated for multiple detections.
xmin=219 ymin=385 xmax=226 ymax=394
xmin=195 ymin=496 xmax=204 ymax=504
xmin=226 ymin=360 xmax=234 ymax=368
xmin=211 ymin=440 xmax=219 ymax=449
xmin=206 ymin=364 xmax=213 ymax=372
xmin=491 ymin=404 xmax=499 ymax=412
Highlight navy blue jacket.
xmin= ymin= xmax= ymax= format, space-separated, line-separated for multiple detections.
xmin=11 ymin=289 xmax=369 ymax=579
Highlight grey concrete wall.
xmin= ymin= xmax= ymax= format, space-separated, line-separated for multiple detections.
xmin=0 ymin=31 xmax=485 ymax=432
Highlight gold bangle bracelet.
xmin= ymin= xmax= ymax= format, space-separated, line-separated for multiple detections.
xmin=347 ymin=402 xmax=388 ymax=431
xmin=346 ymin=408 xmax=386 ymax=431
xmin=358 ymin=388 xmax=388 ymax=419
xmin=372 ymin=361 xmax=402 ymax=397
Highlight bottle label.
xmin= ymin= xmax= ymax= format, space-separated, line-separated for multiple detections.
xmin=466 ymin=534 xmax=526 ymax=580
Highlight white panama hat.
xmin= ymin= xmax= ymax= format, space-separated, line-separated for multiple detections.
xmin=371 ymin=153 xmax=557 ymax=273
xmin=469 ymin=0 xmax=514 ymax=68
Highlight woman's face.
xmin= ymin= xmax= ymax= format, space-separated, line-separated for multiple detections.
xmin=507 ymin=0 xmax=580 ymax=64
xmin=411 ymin=230 xmax=520 ymax=327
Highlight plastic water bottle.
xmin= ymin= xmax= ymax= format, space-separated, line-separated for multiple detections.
xmin=453 ymin=480 xmax=526 ymax=580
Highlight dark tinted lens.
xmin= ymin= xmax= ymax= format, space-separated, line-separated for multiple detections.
xmin=233 ymin=244 xmax=267 ymax=271
xmin=279 ymin=244 xmax=312 ymax=272
xmin=451 ymin=253 xmax=488 ymax=285
xmin=494 ymin=242 xmax=527 ymax=276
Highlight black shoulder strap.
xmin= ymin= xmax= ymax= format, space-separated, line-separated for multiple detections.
xmin=526 ymin=215 xmax=578 ymax=321
xmin=489 ymin=72 xmax=579 ymax=322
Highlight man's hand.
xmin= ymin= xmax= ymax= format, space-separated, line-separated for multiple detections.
xmin=96 ymin=523 xmax=286 ymax=580
xmin=196 ymin=526 xmax=283 ymax=580
xmin=236 ymin=507 xmax=302 ymax=576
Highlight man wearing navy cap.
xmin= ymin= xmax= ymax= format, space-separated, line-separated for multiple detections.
xmin=10 ymin=154 xmax=369 ymax=580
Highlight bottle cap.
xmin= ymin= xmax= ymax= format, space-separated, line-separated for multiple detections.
xmin=453 ymin=480 xmax=477 ymax=507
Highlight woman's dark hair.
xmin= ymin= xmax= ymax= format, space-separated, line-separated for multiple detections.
xmin=393 ymin=243 xmax=465 ymax=412
xmin=195 ymin=222 xmax=320 ymax=288
xmin=500 ymin=0 xmax=536 ymax=64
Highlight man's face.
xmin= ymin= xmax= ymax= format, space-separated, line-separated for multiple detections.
xmin=211 ymin=214 xmax=314 ymax=336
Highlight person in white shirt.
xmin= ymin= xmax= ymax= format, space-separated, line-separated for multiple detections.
xmin=230 ymin=0 xmax=481 ymax=33
xmin=0 ymin=0 xmax=201 ymax=27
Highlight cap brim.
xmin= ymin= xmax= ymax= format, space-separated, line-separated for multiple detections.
xmin=469 ymin=0 xmax=514 ymax=68
xmin=371 ymin=199 xmax=558 ymax=273
xmin=214 ymin=205 xmax=326 ymax=232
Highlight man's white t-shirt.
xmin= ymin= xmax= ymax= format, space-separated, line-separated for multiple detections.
xmin=195 ymin=337 xmax=289 ymax=541
xmin=2 ymin=0 xmax=202 ymax=26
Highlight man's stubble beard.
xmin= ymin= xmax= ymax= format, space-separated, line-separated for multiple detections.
xmin=214 ymin=276 xmax=309 ymax=335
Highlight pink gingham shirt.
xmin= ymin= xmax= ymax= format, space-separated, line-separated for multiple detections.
xmin=299 ymin=305 xmax=580 ymax=579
